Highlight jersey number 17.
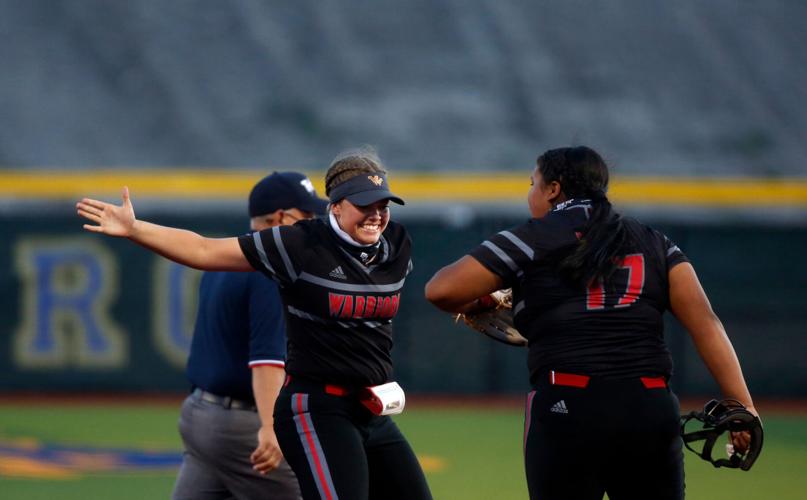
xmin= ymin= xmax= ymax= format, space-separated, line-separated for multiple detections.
xmin=586 ymin=254 xmax=645 ymax=311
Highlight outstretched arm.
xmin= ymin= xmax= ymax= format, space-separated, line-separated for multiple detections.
xmin=77 ymin=187 xmax=251 ymax=271
xmin=425 ymin=255 xmax=504 ymax=313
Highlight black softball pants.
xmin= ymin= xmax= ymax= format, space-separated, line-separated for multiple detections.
xmin=274 ymin=378 xmax=433 ymax=500
xmin=524 ymin=372 xmax=684 ymax=500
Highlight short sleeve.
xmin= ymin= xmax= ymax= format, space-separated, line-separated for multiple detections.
xmin=238 ymin=225 xmax=305 ymax=287
xmin=247 ymin=273 xmax=287 ymax=368
xmin=662 ymin=234 xmax=689 ymax=269
xmin=469 ymin=224 xmax=536 ymax=287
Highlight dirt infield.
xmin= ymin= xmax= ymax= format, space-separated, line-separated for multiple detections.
xmin=1 ymin=392 xmax=805 ymax=414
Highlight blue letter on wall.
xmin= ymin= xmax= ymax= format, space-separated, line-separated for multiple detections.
xmin=14 ymin=238 xmax=127 ymax=368
xmin=152 ymin=259 xmax=201 ymax=369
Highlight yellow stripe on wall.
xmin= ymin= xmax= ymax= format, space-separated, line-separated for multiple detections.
xmin=1 ymin=170 xmax=807 ymax=207
xmin=0 ymin=171 xmax=261 ymax=198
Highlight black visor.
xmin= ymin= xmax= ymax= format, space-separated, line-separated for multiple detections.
xmin=328 ymin=173 xmax=405 ymax=206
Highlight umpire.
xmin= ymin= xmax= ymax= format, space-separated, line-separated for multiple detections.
xmin=172 ymin=172 xmax=327 ymax=500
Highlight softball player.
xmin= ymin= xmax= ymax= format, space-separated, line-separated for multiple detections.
xmin=173 ymin=172 xmax=327 ymax=500
xmin=76 ymin=147 xmax=432 ymax=500
xmin=426 ymin=146 xmax=757 ymax=500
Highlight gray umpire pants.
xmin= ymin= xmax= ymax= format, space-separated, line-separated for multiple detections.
xmin=172 ymin=393 xmax=301 ymax=500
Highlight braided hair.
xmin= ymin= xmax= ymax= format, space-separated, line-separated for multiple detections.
xmin=537 ymin=146 xmax=631 ymax=285
xmin=325 ymin=146 xmax=387 ymax=197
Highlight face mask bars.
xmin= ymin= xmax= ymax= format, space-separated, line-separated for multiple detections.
xmin=680 ymin=398 xmax=763 ymax=471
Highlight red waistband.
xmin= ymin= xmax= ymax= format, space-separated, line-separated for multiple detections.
xmin=549 ymin=371 xmax=667 ymax=389
xmin=325 ymin=384 xmax=348 ymax=396
xmin=639 ymin=376 xmax=667 ymax=389
xmin=550 ymin=371 xmax=590 ymax=388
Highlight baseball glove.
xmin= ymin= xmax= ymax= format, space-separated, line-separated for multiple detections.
xmin=455 ymin=289 xmax=528 ymax=347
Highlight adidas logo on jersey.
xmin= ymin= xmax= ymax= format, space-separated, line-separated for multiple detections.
xmin=550 ymin=400 xmax=568 ymax=414
xmin=329 ymin=266 xmax=347 ymax=280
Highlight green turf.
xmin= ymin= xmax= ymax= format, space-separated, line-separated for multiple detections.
xmin=400 ymin=408 xmax=529 ymax=499
xmin=1 ymin=403 xmax=805 ymax=499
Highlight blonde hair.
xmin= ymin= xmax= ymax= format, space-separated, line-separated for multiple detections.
xmin=324 ymin=146 xmax=387 ymax=197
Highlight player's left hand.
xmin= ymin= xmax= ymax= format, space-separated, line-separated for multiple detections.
xmin=251 ymin=425 xmax=283 ymax=474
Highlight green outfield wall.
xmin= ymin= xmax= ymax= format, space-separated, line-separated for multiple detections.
xmin=1 ymin=211 xmax=805 ymax=398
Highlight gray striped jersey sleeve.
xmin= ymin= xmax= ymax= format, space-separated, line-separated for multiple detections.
xmin=237 ymin=226 xmax=301 ymax=286
xmin=469 ymin=227 xmax=535 ymax=285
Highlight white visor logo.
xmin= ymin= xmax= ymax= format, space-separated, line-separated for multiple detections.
xmin=300 ymin=178 xmax=315 ymax=194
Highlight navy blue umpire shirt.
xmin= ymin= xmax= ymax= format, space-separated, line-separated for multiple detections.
xmin=186 ymin=264 xmax=287 ymax=402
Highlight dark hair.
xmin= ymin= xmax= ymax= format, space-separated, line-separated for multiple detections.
xmin=537 ymin=146 xmax=631 ymax=285
xmin=325 ymin=146 xmax=387 ymax=196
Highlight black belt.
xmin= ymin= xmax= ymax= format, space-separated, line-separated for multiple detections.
xmin=192 ymin=388 xmax=257 ymax=411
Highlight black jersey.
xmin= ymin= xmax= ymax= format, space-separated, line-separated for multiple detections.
xmin=469 ymin=199 xmax=689 ymax=383
xmin=238 ymin=219 xmax=413 ymax=387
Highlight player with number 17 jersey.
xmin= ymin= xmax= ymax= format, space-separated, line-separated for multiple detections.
xmin=469 ymin=199 xmax=689 ymax=384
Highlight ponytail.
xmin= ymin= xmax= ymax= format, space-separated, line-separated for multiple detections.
xmin=537 ymin=147 xmax=632 ymax=285
xmin=559 ymin=193 xmax=628 ymax=284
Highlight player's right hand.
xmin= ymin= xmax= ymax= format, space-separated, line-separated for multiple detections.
xmin=76 ymin=186 xmax=136 ymax=237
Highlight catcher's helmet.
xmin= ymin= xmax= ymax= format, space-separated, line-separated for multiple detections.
xmin=680 ymin=399 xmax=763 ymax=471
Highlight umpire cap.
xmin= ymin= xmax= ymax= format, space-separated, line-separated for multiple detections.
xmin=248 ymin=172 xmax=328 ymax=217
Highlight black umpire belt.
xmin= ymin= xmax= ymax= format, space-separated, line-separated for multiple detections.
xmin=192 ymin=388 xmax=257 ymax=411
